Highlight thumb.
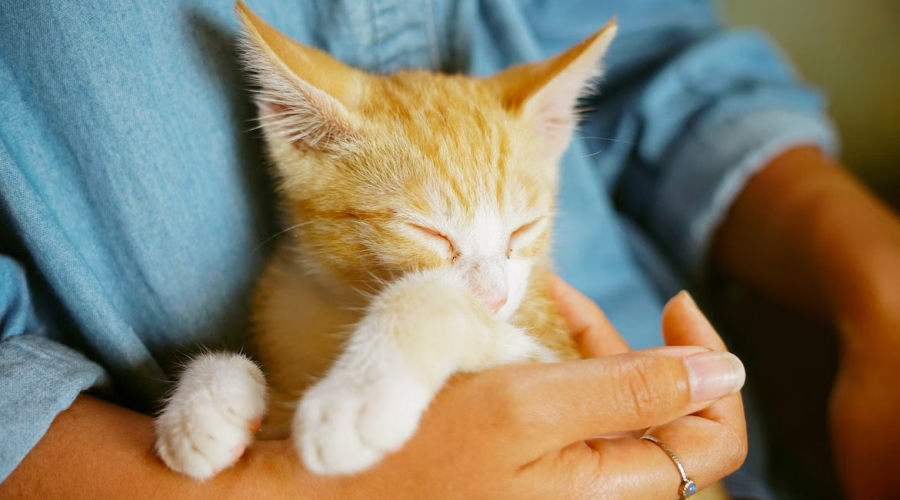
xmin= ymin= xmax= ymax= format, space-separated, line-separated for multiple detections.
xmin=494 ymin=346 xmax=745 ymax=457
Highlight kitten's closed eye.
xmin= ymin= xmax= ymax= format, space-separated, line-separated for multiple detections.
xmin=409 ymin=223 xmax=458 ymax=259
xmin=409 ymin=219 xmax=546 ymax=260
xmin=508 ymin=218 xmax=546 ymax=255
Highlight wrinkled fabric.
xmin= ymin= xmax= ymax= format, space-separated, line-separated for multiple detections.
xmin=0 ymin=0 xmax=835 ymax=496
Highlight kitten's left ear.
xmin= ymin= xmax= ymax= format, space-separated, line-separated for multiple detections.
xmin=493 ymin=21 xmax=617 ymax=160
xmin=236 ymin=1 xmax=366 ymax=149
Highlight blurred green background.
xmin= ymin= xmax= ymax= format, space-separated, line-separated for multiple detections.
xmin=720 ymin=0 xmax=900 ymax=199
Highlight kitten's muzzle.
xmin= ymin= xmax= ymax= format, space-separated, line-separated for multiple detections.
xmin=462 ymin=259 xmax=509 ymax=314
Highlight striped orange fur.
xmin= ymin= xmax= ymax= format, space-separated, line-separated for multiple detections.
xmin=234 ymin=0 xmax=616 ymax=459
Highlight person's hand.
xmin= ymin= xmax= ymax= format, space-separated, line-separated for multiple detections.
xmin=263 ymin=278 xmax=745 ymax=500
xmin=2 ymin=280 xmax=746 ymax=500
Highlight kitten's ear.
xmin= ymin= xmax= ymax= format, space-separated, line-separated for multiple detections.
xmin=236 ymin=1 xmax=365 ymax=148
xmin=493 ymin=20 xmax=617 ymax=160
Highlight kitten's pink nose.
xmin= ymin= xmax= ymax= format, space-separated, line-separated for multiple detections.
xmin=487 ymin=295 xmax=508 ymax=312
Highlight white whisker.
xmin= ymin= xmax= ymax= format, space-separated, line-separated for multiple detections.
xmin=253 ymin=221 xmax=314 ymax=253
xmin=579 ymin=136 xmax=636 ymax=146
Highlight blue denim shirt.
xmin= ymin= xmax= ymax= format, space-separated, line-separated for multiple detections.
xmin=0 ymin=0 xmax=836 ymax=495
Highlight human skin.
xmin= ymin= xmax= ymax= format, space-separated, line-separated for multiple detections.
xmin=713 ymin=146 xmax=900 ymax=499
xmin=0 ymin=287 xmax=747 ymax=500
xmin=10 ymin=143 xmax=896 ymax=499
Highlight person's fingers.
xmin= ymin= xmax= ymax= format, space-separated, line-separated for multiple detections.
xmin=654 ymin=290 xmax=746 ymax=498
xmin=662 ymin=291 xmax=726 ymax=351
xmin=547 ymin=274 xmax=630 ymax=357
xmin=662 ymin=291 xmax=746 ymax=425
xmin=569 ymin=413 xmax=748 ymax=500
xmin=479 ymin=345 xmax=746 ymax=457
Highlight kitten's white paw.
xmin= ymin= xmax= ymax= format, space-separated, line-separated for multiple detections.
xmin=155 ymin=353 xmax=267 ymax=480
xmin=293 ymin=367 xmax=431 ymax=475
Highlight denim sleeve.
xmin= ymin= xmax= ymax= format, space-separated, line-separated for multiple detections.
xmin=613 ymin=30 xmax=839 ymax=273
xmin=0 ymin=256 xmax=107 ymax=481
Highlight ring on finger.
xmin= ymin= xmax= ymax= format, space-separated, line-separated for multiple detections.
xmin=640 ymin=435 xmax=697 ymax=499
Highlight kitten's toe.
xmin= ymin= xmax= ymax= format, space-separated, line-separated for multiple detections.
xmin=294 ymin=373 xmax=430 ymax=475
xmin=294 ymin=384 xmax=382 ymax=475
xmin=156 ymin=401 xmax=255 ymax=479
xmin=155 ymin=353 xmax=267 ymax=480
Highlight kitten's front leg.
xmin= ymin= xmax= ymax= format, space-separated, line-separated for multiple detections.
xmin=294 ymin=270 xmax=545 ymax=475
xmin=155 ymin=353 xmax=267 ymax=480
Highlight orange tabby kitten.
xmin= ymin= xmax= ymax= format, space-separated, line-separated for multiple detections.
xmin=155 ymin=0 xmax=617 ymax=479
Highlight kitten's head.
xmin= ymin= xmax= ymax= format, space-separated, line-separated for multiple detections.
xmin=237 ymin=1 xmax=616 ymax=318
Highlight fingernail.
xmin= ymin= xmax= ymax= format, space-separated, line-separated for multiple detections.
xmin=680 ymin=290 xmax=697 ymax=308
xmin=685 ymin=351 xmax=746 ymax=402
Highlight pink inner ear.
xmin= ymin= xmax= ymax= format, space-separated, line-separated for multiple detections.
xmin=258 ymin=101 xmax=287 ymax=119
xmin=255 ymin=90 xmax=350 ymax=150
xmin=513 ymin=24 xmax=616 ymax=158
xmin=533 ymin=101 xmax=577 ymax=152
xmin=528 ymin=68 xmax=596 ymax=156
xmin=257 ymin=101 xmax=311 ymax=150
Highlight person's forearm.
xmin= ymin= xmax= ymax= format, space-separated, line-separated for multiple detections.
xmin=0 ymin=395 xmax=321 ymax=500
xmin=712 ymin=146 xmax=900 ymax=344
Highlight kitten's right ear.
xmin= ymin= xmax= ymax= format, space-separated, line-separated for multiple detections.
xmin=236 ymin=1 xmax=365 ymax=149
